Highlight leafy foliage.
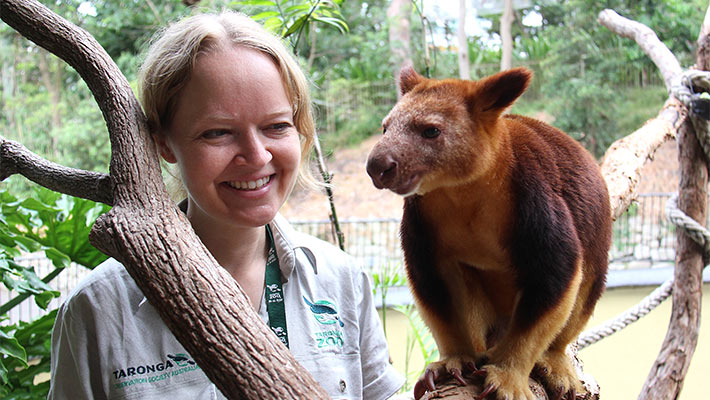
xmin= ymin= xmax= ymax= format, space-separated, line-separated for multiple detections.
xmin=532 ymin=0 xmax=705 ymax=157
xmin=0 ymin=188 xmax=110 ymax=398
xmin=236 ymin=0 xmax=348 ymax=53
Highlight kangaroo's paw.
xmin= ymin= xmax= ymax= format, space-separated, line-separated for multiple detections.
xmin=479 ymin=364 xmax=537 ymax=400
xmin=534 ymin=350 xmax=582 ymax=400
xmin=413 ymin=356 xmax=480 ymax=399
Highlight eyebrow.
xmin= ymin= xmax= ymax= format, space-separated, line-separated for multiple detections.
xmin=191 ymin=108 xmax=294 ymax=125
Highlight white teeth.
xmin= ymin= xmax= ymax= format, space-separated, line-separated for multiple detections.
xmin=228 ymin=175 xmax=270 ymax=190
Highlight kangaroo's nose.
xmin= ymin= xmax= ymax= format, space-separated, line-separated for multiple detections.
xmin=366 ymin=153 xmax=398 ymax=189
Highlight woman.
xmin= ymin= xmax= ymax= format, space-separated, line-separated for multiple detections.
xmin=48 ymin=11 xmax=404 ymax=399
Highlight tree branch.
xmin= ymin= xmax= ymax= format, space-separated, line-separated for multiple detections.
xmin=597 ymin=8 xmax=688 ymax=220
xmin=599 ymin=7 xmax=708 ymax=399
xmin=1 ymin=0 xmax=327 ymax=398
xmin=601 ymin=98 xmax=685 ymax=220
xmin=598 ymin=9 xmax=682 ymax=91
xmin=0 ymin=136 xmax=113 ymax=205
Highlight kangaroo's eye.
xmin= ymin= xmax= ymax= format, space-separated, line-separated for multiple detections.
xmin=422 ymin=127 xmax=440 ymax=139
xmin=382 ymin=126 xmax=387 ymax=135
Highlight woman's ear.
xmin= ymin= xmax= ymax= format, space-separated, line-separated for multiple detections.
xmin=154 ymin=133 xmax=177 ymax=163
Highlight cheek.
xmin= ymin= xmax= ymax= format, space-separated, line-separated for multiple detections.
xmin=278 ymin=135 xmax=303 ymax=173
xmin=175 ymin=149 xmax=227 ymax=184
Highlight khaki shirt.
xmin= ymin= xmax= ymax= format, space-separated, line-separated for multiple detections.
xmin=48 ymin=214 xmax=404 ymax=399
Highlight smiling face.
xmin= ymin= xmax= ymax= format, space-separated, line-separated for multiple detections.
xmin=156 ymin=45 xmax=301 ymax=231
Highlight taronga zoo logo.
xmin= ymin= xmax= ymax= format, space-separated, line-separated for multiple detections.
xmin=111 ymin=353 xmax=200 ymax=391
xmin=303 ymin=296 xmax=344 ymax=327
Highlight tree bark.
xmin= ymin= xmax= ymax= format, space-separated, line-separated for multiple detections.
xmin=457 ymin=0 xmax=469 ymax=79
xmin=500 ymin=0 xmax=513 ymax=71
xmin=0 ymin=0 xmax=327 ymax=398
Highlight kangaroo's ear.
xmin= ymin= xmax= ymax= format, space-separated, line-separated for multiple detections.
xmin=471 ymin=67 xmax=532 ymax=113
xmin=398 ymin=64 xmax=424 ymax=96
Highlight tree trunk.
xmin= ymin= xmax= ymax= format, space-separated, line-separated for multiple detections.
xmin=638 ymin=7 xmax=710 ymax=399
xmin=500 ymin=0 xmax=513 ymax=71
xmin=307 ymin=20 xmax=317 ymax=70
xmin=387 ymin=0 xmax=412 ymax=95
xmin=638 ymin=115 xmax=707 ymax=400
xmin=0 ymin=0 xmax=327 ymax=398
xmin=457 ymin=0 xmax=469 ymax=79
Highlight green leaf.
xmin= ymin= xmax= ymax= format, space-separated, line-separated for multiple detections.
xmin=238 ymin=0 xmax=277 ymax=5
xmin=251 ymin=10 xmax=280 ymax=21
xmin=283 ymin=3 xmax=310 ymax=14
xmin=0 ymin=330 xmax=28 ymax=366
xmin=0 ymin=187 xmax=110 ymax=269
xmin=0 ymin=357 xmax=8 ymax=386
xmin=33 ymin=290 xmax=59 ymax=310
xmin=44 ymin=247 xmax=71 ymax=269
xmin=313 ymin=16 xmax=348 ymax=33
xmin=283 ymin=15 xmax=308 ymax=37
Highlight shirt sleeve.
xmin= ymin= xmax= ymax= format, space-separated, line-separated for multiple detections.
xmin=355 ymin=267 xmax=405 ymax=400
xmin=48 ymin=293 xmax=107 ymax=400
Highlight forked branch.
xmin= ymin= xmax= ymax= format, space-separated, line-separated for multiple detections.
xmin=0 ymin=0 xmax=327 ymax=398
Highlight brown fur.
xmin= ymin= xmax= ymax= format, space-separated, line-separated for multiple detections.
xmin=366 ymin=67 xmax=612 ymax=400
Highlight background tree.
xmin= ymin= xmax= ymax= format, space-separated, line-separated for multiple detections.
xmin=457 ymin=0 xmax=469 ymax=78
xmin=388 ymin=0 xmax=412 ymax=94
xmin=500 ymin=0 xmax=513 ymax=70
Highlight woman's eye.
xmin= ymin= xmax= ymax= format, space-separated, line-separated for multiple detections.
xmin=268 ymin=122 xmax=293 ymax=133
xmin=202 ymin=129 xmax=229 ymax=139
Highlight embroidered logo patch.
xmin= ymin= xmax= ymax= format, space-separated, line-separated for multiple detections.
xmin=303 ymin=296 xmax=344 ymax=327
xmin=303 ymin=296 xmax=345 ymax=349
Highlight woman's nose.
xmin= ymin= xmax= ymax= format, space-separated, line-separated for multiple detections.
xmin=233 ymin=129 xmax=272 ymax=166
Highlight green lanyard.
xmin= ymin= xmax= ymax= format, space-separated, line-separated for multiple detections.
xmin=264 ymin=225 xmax=288 ymax=348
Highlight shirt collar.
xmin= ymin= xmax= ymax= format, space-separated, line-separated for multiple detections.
xmin=268 ymin=213 xmax=318 ymax=281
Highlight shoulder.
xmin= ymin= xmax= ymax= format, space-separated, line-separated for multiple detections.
xmin=272 ymin=215 xmax=364 ymax=278
xmin=60 ymin=258 xmax=142 ymax=316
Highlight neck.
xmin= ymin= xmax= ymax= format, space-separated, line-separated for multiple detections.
xmin=194 ymin=222 xmax=267 ymax=276
xmin=187 ymin=206 xmax=269 ymax=310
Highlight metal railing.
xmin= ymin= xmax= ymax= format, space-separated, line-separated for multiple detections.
xmin=292 ymin=193 xmax=683 ymax=272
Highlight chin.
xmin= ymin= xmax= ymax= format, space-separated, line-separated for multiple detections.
xmin=231 ymin=208 xmax=279 ymax=228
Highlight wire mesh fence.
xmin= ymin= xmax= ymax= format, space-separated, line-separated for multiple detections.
xmin=609 ymin=193 xmax=677 ymax=268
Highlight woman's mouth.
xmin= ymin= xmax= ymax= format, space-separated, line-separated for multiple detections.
xmin=226 ymin=175 xmax=272 ymax=191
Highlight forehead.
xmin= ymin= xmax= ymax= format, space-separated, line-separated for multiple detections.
xmin=384 ymin=83 xmax=467 ymax=126
xmin=192 ymin=45 xmax=281 ymax=83
xmin=168 ymin=46 xmax=293 ymax=128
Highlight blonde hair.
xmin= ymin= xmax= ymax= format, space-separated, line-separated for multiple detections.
xmin=138 ymin=11 xmax=318 ymax=197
